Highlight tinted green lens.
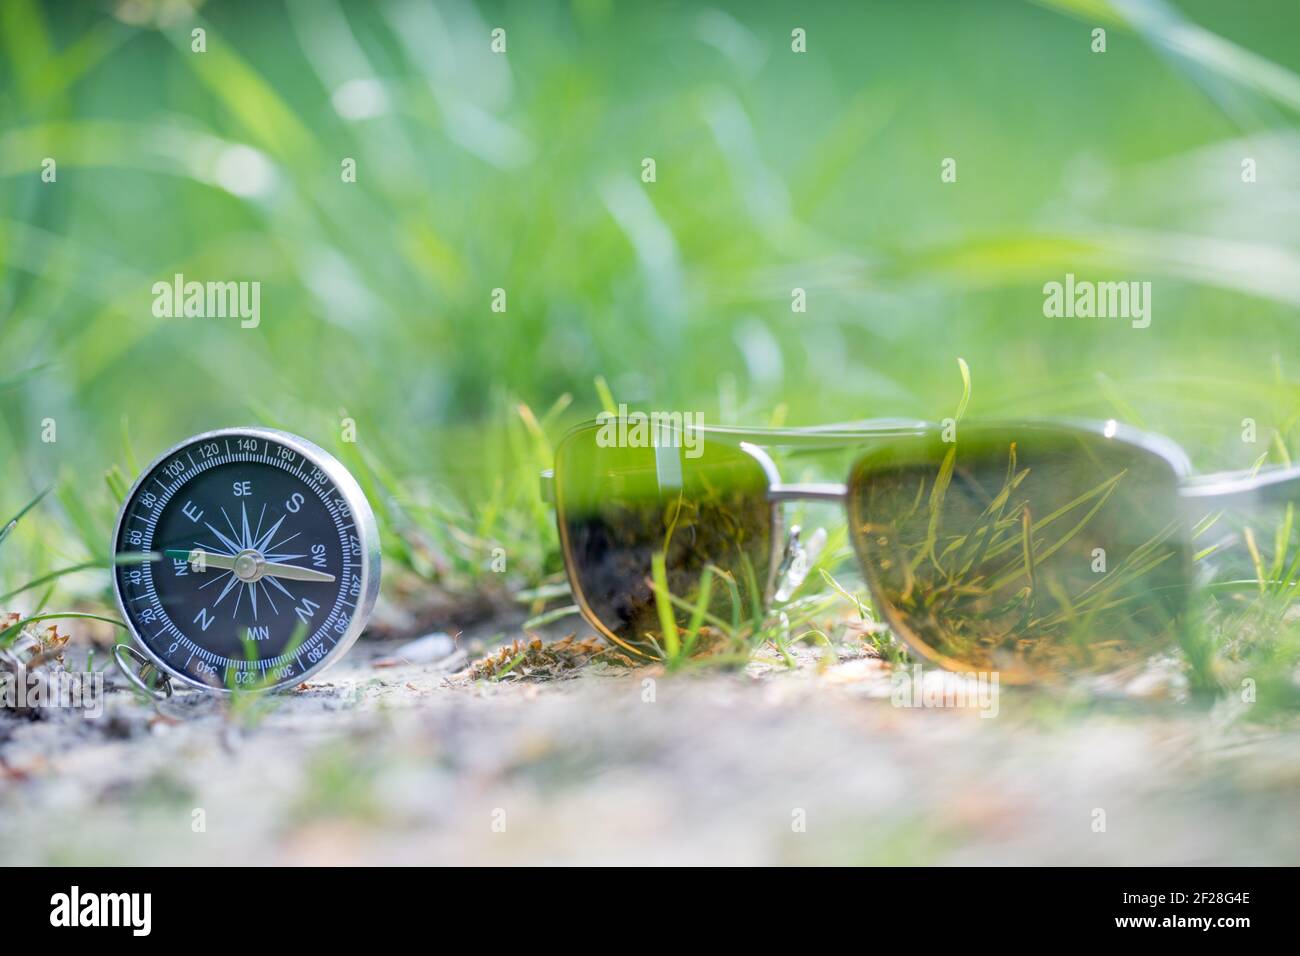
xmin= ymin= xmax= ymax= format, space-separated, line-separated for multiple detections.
xmin=555 ymin=424 xmax=774 ymax=657
xmin=848 ymin=425 xmax=1189 ymax=680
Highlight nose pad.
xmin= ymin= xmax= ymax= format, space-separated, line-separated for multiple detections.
xmin=775 ymin=524 xmax=828 ymax=602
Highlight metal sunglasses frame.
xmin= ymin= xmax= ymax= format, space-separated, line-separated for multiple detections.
xmin=543 ymin=416 xmax=1300 ymax=664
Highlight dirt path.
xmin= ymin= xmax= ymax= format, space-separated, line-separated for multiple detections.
xmin=2 ymin=634 xmax=1297 ymax=865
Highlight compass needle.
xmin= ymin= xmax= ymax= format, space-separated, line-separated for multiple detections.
xmin=167 ymin=548 xmax=237 ymax=571
xmin=260 ymin=561 xmax=335 ymax=583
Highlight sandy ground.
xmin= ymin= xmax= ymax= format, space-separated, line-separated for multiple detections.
xmin=2 ymin=628 xmax=1298 ymax=866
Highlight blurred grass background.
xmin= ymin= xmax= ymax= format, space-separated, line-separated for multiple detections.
xmin=1 ymin=0 xmax=1298 ymax=620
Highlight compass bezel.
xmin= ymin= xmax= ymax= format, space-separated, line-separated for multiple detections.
xmin=110 ymin=426 xmax=381 ymax=693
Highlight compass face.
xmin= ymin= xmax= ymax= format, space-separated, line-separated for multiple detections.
xmin=112 ymin=428 xmax=380 ymax=692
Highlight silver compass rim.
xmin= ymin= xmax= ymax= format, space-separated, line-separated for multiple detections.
xmin=110 ymin=425 xmax=382 ymax=694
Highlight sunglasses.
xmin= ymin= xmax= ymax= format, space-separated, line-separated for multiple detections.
xmin=541 ymin=417 xmax=1298 ymax=682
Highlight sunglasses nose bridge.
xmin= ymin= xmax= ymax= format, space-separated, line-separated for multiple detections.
xmin=767 ymin=482 xmax=848 ymax=503
xmin=765 ymin=484 xmax=846 ymax=601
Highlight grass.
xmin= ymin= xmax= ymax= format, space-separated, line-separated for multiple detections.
xmin=0 ymin=0 xmax=1296 ymax=720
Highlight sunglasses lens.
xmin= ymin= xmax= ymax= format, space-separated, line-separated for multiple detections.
xmin=555 ymin=425 xmax=774 ymax=657
xmin=848 ymin=425 xmax=1189 ymax=680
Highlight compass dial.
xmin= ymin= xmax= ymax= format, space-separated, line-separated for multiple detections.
xmin=112 ymin=428 xmax=380 ymax=692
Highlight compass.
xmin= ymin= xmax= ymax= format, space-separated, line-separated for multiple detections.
xmin=111 ymin=427 xmax=381 ymax=693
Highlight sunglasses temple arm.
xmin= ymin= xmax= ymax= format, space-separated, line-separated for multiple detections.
xmin=701 ymin=419 xmax=931 ymax=446
xmin=1178 ymin=465 xmax=1300 ymax=512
